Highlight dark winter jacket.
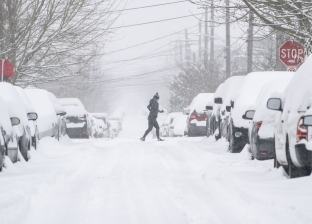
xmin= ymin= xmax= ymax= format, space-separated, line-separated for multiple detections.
xmin=147 ymin=99 xmax=163 ymax=121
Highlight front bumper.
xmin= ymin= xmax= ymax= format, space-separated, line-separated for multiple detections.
xmin=295 ymin=143 xmax=312 ymax=167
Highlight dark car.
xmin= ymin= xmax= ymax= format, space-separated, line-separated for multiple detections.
xmin=59 ymin=98 xmax=89 ymax=139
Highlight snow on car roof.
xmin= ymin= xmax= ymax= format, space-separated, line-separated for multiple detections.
xmin=58 ymin=98 xmax=87 ymax=116
xmin=14 ymin=86 xmax=36 ymax=114
xmin=0 ymin=83 xmax=29 ymax=126
xmin=25 ymin=89 xmax=57 ymax=133
xmin=253 ymin=78 xmax=293 ymax=122
xmin=0 ymin=95 xmax=13 ymax=133
xmin=283 ymin=54 xmax=312 ymax=115
xmin=231 ymin=71 xmax=294 ymax=128
xmin=91 ymin=113 xmax=109 ymax=119
xmin=189 ymin=93 xmax=214 ymax=112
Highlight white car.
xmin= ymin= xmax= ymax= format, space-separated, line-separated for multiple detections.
xmin=91 ymin=113 xmax=109 ymax=137
xmin=0 ymin=83 xmax=32 ymax=161
xmin=15 ymin=86 xmax=39 ymax=148
xmin=25 ymin=89 xmax=59 ymax=140
xmin=267 ymin=55 xmax=312 ymax=178
xmin=229 ymin=71 xmax=293 ymax=153
xmin=160 ymin=112 xmax=182 ymax=137
xmin=248 ymin=77 xmax=293 ymax=160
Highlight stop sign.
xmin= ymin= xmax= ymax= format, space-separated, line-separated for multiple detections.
xmin=0 ymin=59 xmax=14 ymax=78
xmin=279 ymin=40 xmax=305 ymax=67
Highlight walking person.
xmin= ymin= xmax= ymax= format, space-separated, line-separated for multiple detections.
xmin=140 ymin=93 xmax=164 ymax=141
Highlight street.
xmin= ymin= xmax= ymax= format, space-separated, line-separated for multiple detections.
xmin=0 ymin=115 xmax=311 ymax=224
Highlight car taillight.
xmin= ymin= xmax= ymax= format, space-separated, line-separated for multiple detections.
xmin=296 ymin=117 xmax=308 ymax=142
xmin=189 ymin=111 xmax=196 ymax=121
xmin=255 ymin=121 xmax=262 ymax=131
xmin=79 ymin=114 xmax=87 ymax=120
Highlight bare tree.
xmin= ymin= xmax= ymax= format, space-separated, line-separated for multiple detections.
xmin=0 ymin=0 xmax=123 ymax=86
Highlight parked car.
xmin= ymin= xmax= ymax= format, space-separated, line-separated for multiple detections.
xmin=109 ymin=119 xmax=119 ymax=137
xmin=160 ymin=112 xmax=182 ymax=137
xmin=229 ymin=71 xmax=293 ymax=153
xmin=89 ymin=115 xmax=105 ymax=138
xmin=267 ymin=56 xmax=312 ymax=178
xmin=59 ymin=98 xmax=89 ymax=139
xmin=0 ymin=83 xmax=32 ymax=161
xmin=25 ymin=89 xmax=60 ymax=140
xmin=248 ymin=78 xmax=293 ymax=160
xmin=184 ymin=93 xmax=214 ymax=137
xmin=110 ymin=117 xmax=122 ymax=132
xmin=15 ymin=87 xmax=39 ymax=149
xmin=0 ymin=96 xmax=20 ymax=166
xmin=218 ymin=76 xmax=246 ymax=141
xmin=91 ymin=113 xmax=109 ymax=137
xmin=168 ymin=115 xmax=188 ymax=137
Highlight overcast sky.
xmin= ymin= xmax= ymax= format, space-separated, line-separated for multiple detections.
xmin=101 ymin=0 xmax=245 ymax=113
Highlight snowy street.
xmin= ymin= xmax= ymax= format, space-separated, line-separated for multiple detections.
xmin=1 ymin=115 xmax=312 ymax=224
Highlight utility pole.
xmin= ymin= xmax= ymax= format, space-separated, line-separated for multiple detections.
xmin=180 ymin=41 xmax=183 ymax=65
xmin=0 ymin=0 xmax=4 ymax=58
xmin=225 ymin=0 xmax=231 ymax=78
xmin=247 ymin=11 xmax=254 ymax=74
xmin=199 ymin=21 xmax=202 ymax=62
xmin=204 ymin=7 xmax=209 ymax=70
xmin=185 ymin=29 xmax=191 ymax=67
xmin=209 ymin=0 xmax=215 ymax=75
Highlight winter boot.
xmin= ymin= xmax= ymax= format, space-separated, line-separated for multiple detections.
xmin=140 ymin=137 xmax=145 ymax=141
xmin=157 ymin=138 xmax=164 ymax=141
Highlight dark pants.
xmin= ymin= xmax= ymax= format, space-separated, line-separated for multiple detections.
xmin=143 ymin=120 xmax=159 ymax=139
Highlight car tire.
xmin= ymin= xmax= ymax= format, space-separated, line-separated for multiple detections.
xmin=0 ymin=146 xmax=4 ymax=172
xmin=19 ymin=140 xmax=29 ymax=162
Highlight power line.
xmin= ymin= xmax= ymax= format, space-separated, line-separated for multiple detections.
xmin=107 ymin=1 xmax=188 ymax=13
xmin=108 ymin=13 xmax=203 ymax=29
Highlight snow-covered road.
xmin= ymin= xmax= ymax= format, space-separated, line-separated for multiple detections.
xmin=1 ymin=115 xmax=312 ymax=224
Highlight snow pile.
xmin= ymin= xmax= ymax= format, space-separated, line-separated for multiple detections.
xmin=172 ymin=115 xmax=187 ymax=136
xmin=231 ymin=72 xmax=293 ymax=128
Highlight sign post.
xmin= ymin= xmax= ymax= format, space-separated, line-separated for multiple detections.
xmin=279 ymin=40 xmax=305 ymax=72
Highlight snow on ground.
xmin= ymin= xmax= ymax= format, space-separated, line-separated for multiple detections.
xmin=0 ymin=115 xmax=312 ymax=224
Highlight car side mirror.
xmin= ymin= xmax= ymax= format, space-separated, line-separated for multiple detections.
xmin=303 ymin=115 xmax=312 ymax=126
xmin=267 ymin=98 xmax=282 ymax=111
xmin=10 ymin=117 xmax=20 ymax=126
xmin=206 ymin=105 xmax=213 ymax=110
xmin=27 ymin=113 xmax=38 ymax=121
xmin=214 ymin=97 xmax=223 ymax=104
xmin=183 ymin=108 xmax=190 ymax=115
xmin=226 ymin=106 xmax=231 ymax=112
xmin=242 ymin=110 xmax=255 ymax=120
xmin=230 ymin=100 xmax=234 ymax=108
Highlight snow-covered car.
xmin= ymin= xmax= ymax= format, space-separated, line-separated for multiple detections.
xmin=248 ymin=77 xmax=293 ymax=160
xmin=59 ymin=98 xmax=89 ymax=139
xmin=0 ymin=83 xmax=32 ymax=161
xmin=109 ymin=119 xmax=120 ymax=137
xmin=91 ymin=113 xmax=109 ymax=137
xmin=110 ymin=117 xmax=122 ymax=132
xmin=0 ymin=96 xmax=20 ymax=166
xmin=184 ymin=93 xmax=214 ymax=137
xmin=160 ymin=112 xmax=183 ymax=137
xmin=207 ymin=83 xmax=224 ymax=139
xmin=267 ymin=55 xmax=312 ymax=178
xmin=25 ymin=89 xmax=60 ymax=140
xmin=168 ymin=115 xmax=187 ymax=137
xmin=89 ymin=115 xmax=105 ymax=138
xmin=218 ymin=76 xmax=246 ymax=140
xmin=46 ymin=92 xmax=67 ymax=140
xmin=229 ymin=71 xmax=293 ymax=153
xmin=15 ymin=86 xmax=39 ymax=149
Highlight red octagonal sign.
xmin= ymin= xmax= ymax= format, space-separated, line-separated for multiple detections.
xmin=279 ymin=40 xmax=305 ymax=67
xmin=0 ymin=59 xmax=14 ymax=78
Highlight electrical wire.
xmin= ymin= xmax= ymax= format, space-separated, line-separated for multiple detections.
xmin=107 ymin=1 xmax=189 ymax=13
xmin=108 ymin=13 xmax=204 ymax=29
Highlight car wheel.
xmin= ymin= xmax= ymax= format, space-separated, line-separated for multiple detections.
xmin=0 ymin=146 xmax=4 ymax=172
xmin=19 ymin=140 xmax=29 ymax=162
